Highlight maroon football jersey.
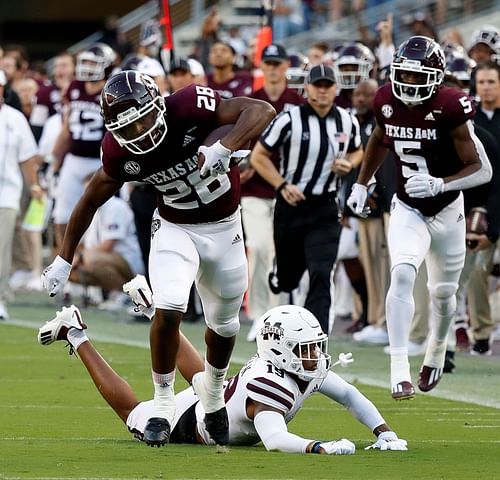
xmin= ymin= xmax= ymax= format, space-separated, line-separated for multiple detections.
xmin=102 ymin=84 xmax=241 ymax=224
xmin=374 ymin=83 xmax=476 ymax=216
xmin=207 ymin=71 xmax=253 ymax=99
xmin=65 ymin=80 xmax=104 ymax=158
xmin=243 ymin=87 xmax=305 ymax=199
xmin=335 ymin=89 xmax=352 ymax=111
xmin=30 ymin=83 xmax=62 ymax=127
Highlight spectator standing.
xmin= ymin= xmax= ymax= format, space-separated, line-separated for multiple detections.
xmin=207 ymin=41 xmax=252 ymax=99
xmin=0 ymin=70 xmax=40 ymax=319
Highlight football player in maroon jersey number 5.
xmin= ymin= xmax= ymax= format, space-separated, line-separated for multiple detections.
xmin=347 ymin=36 xmax=492 ymax=400
xmin=41 ymin=70 xmax=275 ymax=447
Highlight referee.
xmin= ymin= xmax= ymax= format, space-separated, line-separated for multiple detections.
xmin=250 ymin=64 xmax=363 ymax=333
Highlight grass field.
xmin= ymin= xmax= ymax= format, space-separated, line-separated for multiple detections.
xmin=1 ymin=293 xmax=500 ymax=479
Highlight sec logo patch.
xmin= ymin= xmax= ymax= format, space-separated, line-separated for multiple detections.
xmin=381 ymin=104 xmax=393 ymax=118
xmin=124 ymin=161 xmax=141 ymax=175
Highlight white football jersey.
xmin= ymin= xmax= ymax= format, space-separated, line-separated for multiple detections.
xmin=196 ymin=355 xmax=324 ymax=446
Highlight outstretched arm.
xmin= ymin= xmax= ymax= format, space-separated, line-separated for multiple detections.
xmin=60 ymin=168 xmax=123 ymax=262
xmin=319 ymin=371 xmax=407 ymax=450
xmin=250 ymin=401 xmax=354 ymax=454
xmin=73 ymin=331 xmax=204 ymax=423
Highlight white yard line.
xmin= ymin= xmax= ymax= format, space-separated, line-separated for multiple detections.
xmin=5 ymin=318 xmax=499 ymax=408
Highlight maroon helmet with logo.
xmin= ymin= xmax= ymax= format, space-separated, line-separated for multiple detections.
xmin=101 ymin=70 xmax=167 ymax=154
xmin=333 ymin=42 xmax=375 ymax=89
xmin=390 ymin=35 xmax=445 ymax=105
xmin=75 ymin=43 xmax=117 ymax=82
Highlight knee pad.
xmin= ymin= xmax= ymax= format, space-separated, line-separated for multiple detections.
xmin=429 ymin=282 xmax=457 ymax=300
xmin=209 ymin=317 xmax=241 ymax=338
xmin=390 ymin=263 xmax=417 ymax=298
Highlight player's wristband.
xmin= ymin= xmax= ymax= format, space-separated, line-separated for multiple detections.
xmin=311 ymin=441 xmax=322 ymax=454
xmin=276 ymin=181 xmax=288 ymax=193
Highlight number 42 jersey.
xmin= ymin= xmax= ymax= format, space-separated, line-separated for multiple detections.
xmin=374 ymin=83 xmax=477 ymax=217
xmin=101 ymin=84 xmax=241 ymax=224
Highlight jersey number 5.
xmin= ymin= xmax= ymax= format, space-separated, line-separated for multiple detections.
xmin=394 ymin=140 xmax=430 ymax=179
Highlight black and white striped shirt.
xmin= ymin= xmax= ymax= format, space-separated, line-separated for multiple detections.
xmin=260 ymin=103 xmax=361 ymax=196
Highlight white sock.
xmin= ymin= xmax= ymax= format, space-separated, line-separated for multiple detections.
xmin=67 ymin=329 xmax=89 ymax=351
xmin=423 ymin=335 xmax=447 ymax=368
xmin=390 ymin=347 xmax=411 ymax=386
xmin=202 ymin=360 xmax=228 ymax=413
xmin=385 ymin=264 xmax=416 ymax=351
xmin=152 ymin=370 xmax=176 ymax=422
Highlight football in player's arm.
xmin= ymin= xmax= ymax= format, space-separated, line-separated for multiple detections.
xmin=41 ymin=71 xmax=276 ymax=448
xmin=38 ymin=295 xmax=408 ymax=454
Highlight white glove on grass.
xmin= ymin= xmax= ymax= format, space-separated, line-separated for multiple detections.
xmin=319 ymin=439 xmax=356 ymax=455
xmin=365 ymin=431 xmax=408 ymax=451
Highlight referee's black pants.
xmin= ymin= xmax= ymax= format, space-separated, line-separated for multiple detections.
xmin=273 ymin=195 xmax=342 ymax=334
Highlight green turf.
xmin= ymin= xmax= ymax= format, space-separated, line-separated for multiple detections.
xmin=2 ymin=319 xmax=500 ymax=480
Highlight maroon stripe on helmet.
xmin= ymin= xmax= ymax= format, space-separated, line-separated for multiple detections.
xmin=254 ymin=377 xmax=295 ymax=400
xmin=247 ymin=383 xmax=293 ymax=409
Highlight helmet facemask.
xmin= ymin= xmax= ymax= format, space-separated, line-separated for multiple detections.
xmin=105 ymin=94 xmax=167 ymax=154
xmin=391 ymin=60 xmax=444 ymax=105
xmin=334 ymin=60 xmax=372 ymax=89
xmin=76 ymin=53 xmax=109 ymax=82
xmin=256 ymin=305 xmax=331 ymax=382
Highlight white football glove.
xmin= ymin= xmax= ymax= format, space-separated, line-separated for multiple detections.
xmin=365 ymin=431 xmax=408 ymax=451
xmin=331 ymin=352 xmax=354 ymax=368
xmin=122 ymin=274 xmax=155 ymax=319
xmin=198 ymin=140 xmax=232 ymax=178
xmin=320 ymin=439 xmax=356 ymax=455
xmin=404 ymin=174 xmax=444 ymax=198
xmin=347 ymin=183 xmax=370 ymax=217
xmin=41 ymin=255 xmax=72 ymax=297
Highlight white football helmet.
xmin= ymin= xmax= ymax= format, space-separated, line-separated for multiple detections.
xmin=256 ymin=305 xmax=330 ymax=381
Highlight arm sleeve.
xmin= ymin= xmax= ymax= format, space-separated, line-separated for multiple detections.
xmin=253 ymin=410 xmax=313 ymax=453
xmin=319 ymin=371 xmax=385 ymax=432
xmin=443 ymin=121 xmax=492 ymax=192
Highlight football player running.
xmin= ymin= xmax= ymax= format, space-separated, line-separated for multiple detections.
xmin=41 ymin=70 xmax=275 ymax=447
xmin=347 ymin=36 xmax=492 ymax=400
xmin=38 ymin=300 xmax=408 ymax=453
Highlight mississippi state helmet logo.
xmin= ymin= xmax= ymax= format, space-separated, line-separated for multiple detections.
xmin=124 ymin=161 xmax=141 ymax=175
xmin=261 ymin=321 xmax=284 ymax=341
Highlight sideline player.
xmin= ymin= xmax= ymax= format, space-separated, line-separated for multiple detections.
xmin=347 ymin=36 xmax=492 ymax=400
xmin=38 ymin=302 xmax=408 ymax=454
xmin=41 ymin=70 xmax=275 ymax=447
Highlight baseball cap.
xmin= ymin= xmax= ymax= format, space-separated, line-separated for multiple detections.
xmin=262 ymin=44 xmax=288 ymax=62
xmin=307 ymin=64 xmax=335 ymax=85
xmin=169 ymin=57 xmax=191 ymax=74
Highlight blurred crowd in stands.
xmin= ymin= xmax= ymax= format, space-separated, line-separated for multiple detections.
xmin=0 ymin=2 xmax=499 ymax=373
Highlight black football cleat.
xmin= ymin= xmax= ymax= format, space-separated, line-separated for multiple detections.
xmin=205 ymin=407 xmax=229 ymax=445
xmin=143 ymin=417 xmax=171 ymax=447
xmin=391 ymin=381 xmax=416 ymax=401
xmin=418 ymin=365 xmax=443 ymax=392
